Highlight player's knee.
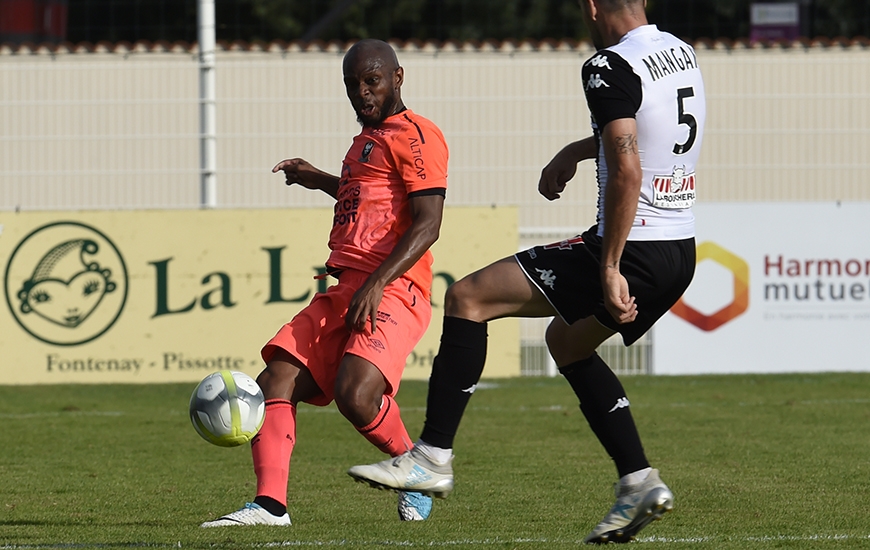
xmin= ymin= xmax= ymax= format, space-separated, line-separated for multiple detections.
xmin=443 ymin=277 xmax=481 ymax=318
xmin=545 ymin=322 xmax=570 ymax=365
xmin=334 ymin=384 xmax=380 ymax=427
xmin=545 ymin=319 xmax=572 ymax=348
xmin=546 ymin=320 xmax=596 ymax=366
xmin=256 ymin=364 xmax=292 ymax=400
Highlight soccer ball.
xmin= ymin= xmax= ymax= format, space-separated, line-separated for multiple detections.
xmin=189 ymin=370 xmax=266 ymax=447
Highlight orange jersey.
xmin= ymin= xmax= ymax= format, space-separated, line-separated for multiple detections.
xmin=327 ymin=109 xmax=449 ymax=298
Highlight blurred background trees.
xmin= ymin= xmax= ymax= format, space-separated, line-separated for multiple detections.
xmin=9 ymin=0 xmax=870 ymax=45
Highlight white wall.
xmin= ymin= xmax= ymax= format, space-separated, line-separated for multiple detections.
xmin=3 ymin=40 xmax=869 ymax=227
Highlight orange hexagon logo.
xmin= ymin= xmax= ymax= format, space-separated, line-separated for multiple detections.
xmin=671 ymin=242 xmax=749 ymax=331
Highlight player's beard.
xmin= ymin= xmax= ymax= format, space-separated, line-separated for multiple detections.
xmin=357 ymin=89 xmax=398 ymax=127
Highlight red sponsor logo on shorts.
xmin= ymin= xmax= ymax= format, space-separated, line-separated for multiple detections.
xmin=543 ymin=236 xmax=585 ymax=251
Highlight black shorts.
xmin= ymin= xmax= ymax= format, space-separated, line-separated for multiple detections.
xmin=514 ymin=226 xmax=695 ymax=345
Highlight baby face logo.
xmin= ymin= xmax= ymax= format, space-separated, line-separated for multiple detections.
xmin=4 ymin=221 xmax=128 ymax=346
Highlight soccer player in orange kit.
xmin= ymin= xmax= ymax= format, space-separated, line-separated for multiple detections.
xmin=201 ymin=38 xmax=448 ymax=526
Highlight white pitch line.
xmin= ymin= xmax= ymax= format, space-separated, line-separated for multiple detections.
xmin=252 ymin=533 xmax=870 ymax=546
xmin=641 ymin=533 xmax=870 ymax=543
xmin=2 ymin=533 xmax=870 ymax=548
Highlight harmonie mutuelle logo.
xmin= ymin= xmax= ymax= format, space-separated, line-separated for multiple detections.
xmin=671 ymin=241 xmax=749 ymax=331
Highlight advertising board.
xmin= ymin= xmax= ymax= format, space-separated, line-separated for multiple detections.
xmin=0 ymin=207 xmax=518 ymax=384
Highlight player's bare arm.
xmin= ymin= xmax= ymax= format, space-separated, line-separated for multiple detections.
xmin=538 ymin=136 xmax=597 ymax=201
xmin=272 ymin=158 xmax=340 ymax=199
xmin=600 ymin=118 xmax=642 ymax=324
xmin=346 ymin=193 xmax=445 ymax=334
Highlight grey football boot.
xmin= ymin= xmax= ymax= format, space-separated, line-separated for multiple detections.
xmin=583 ymin=469 xmax=674 ymax=544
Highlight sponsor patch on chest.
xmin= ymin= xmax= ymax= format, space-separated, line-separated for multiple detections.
xmin=652 ymin=166 xmax=696 ymax=209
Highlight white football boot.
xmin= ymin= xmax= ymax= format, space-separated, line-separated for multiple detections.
xmin=348 ymin=446 xmax=454 ymax=498
xmin=200 ymin=502 xmax=291 ymax=527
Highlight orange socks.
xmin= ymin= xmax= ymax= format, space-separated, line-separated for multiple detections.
xmin=252 ymin=399 xmax=296 ymax=505
xmin=355 ymin=395 xmax=412 ymax=457
xmin=253 ymin=395 xmax=409 ymax=507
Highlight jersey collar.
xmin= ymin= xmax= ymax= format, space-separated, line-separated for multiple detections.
xmin=618 ymin=24 xmax=659 ymax=45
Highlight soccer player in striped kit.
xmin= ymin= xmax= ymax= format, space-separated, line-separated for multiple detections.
xmin=349 ymin=0 xmax=706 ymax=543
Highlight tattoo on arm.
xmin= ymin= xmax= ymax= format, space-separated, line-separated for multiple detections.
xmin=614 ymin=134 xmax=638 ymax=155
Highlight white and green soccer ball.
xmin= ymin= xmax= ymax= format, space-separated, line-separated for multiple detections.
xmin=189 ymin=370 xmax=266 ymax=447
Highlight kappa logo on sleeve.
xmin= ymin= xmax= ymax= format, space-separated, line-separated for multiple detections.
xmin=587 ymin=54 xmax=612 ymax=70
xmin=4 ymin=221 xmax=129 ymax=346
xmin=585 ymin=73 xmax=610 ymax=90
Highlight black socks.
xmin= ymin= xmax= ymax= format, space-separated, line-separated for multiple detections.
xmin=253 ymin=495 xmax=287 ymax=517
xmin=560 ymin=353 xmax=650 ymax=477
xmin=417 ymin=316 xmax=649 ymax=478
xmin=420 ymin=316 xmax=488 ymax=449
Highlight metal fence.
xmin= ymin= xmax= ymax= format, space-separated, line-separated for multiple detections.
xmin=3 ymin=39 xmax=870 ymax=375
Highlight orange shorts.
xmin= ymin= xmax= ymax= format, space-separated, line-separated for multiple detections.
xmin=261 ymin=269 xmax=431 ymax=407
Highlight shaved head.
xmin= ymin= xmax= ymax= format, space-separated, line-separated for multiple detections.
xmin=342 ymin=39 xmax=405 ymax=127
xmin=580 ymin=0 xmax=648 ymax=49
xmin=343 ymin=39 xmax=400 ymax=76
xmin=595 ymin=0 xmax=645 ymax=12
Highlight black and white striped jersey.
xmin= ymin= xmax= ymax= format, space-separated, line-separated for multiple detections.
xmin=582 ymin=24 xmax=706 ymax=241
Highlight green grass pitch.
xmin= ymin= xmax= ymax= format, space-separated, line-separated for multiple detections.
xmin=1 ymin=373 xmax=869 ymax=549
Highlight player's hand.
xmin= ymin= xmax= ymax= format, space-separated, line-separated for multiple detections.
xmin=538 ymin=150 xmax=578 ymax=201
xmin=272 ymin=158 xmax=323 ymax=191
xmin=601 ymin=267 xmax=637 ymax=324
xmin=346 ymin=281 xmax=385 ymax=334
